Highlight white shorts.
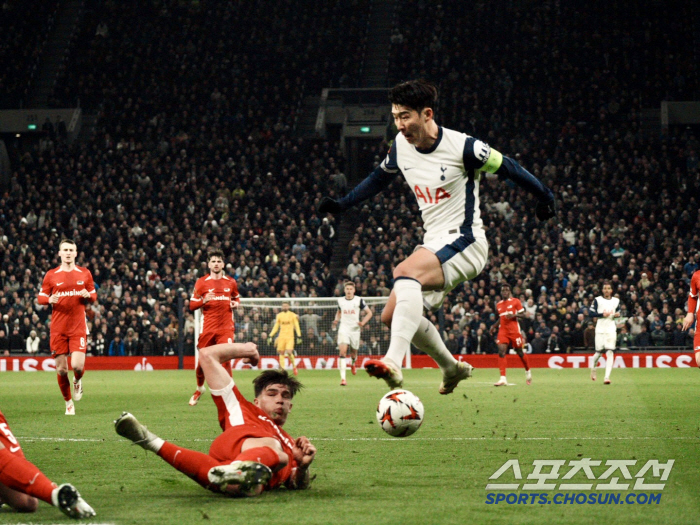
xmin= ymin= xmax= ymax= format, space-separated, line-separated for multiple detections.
xmin=595 ymin=332 xmax=617 ymax=351
xmin=420 ymin=233 xmax=489 ymax=311
xmin=338 ymin=330 xmax=360 ymax=350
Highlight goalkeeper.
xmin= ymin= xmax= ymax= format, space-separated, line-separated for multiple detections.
xmin=319 ymin=79 xmax=556 ymax=395
xmin=268 ymin=302 xmax=302 ymax=375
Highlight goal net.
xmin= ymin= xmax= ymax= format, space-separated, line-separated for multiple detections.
xmin=194 ymin=296 xmax=413 ymax=370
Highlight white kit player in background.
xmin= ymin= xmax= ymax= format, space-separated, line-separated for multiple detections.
xmin=319 ymin=79 xmax=556 ymax=394
xmin=332 ymin=282 xmax=373 ymax=386
xmin=589 ymin=281 xmax=621 ymax=384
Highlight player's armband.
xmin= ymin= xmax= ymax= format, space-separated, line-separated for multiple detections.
xmin=481 ymin=147 xmax=503 ymax=174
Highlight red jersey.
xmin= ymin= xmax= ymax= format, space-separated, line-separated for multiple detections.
xmin=210 ymin=384 xmax=297 ymax=489
xmin=496 ymin=297 xmax=524 ymax=337
xmin=189 ymin=274 xmax=240 ymax=335
xmin=688 ymin=270 xmax=700 ymax=316
xmin=0 ymin=409 xmax=24 ymax=457
xmin=37 ymin=266 xmax=96 ymax=336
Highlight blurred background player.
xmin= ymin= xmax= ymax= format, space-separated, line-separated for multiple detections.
xmin=0 ymin=408 xmax=95 ymax=518
xmin=489 ymin=283 xmax=531 ymax=386
xmin=589 ymin=281 xmax=621 ymax=384
xmin=681 ymin=268 xmax=700 ymax=367
xmin=188 ymin=249 xmax=240 ymax=406
xmin=37 ymin=239 xmax=96 ymax=415
xmin=268 ymin=302 xmax=301 ymax=375
xmin=319 ymin=80 xmax=555 ymax=394
xmin=332 ymin=282 xmax=373 ymax=386
xmin=115 ymin=343 xmax=316 ymax=497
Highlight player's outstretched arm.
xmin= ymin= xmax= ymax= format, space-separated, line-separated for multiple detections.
xmin=318 ymin=166 xmax=396 ymax=215
xmin=288 ymin=436 xmax=316 ymax=490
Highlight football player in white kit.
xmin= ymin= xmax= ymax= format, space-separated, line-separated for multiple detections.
xmin=319 ymin=79 xmax=556 ymax=394
xmin=589 ymin=281 xmax=621 ymax=384
xmin=332 ymin=282 xmax=373 ymax=386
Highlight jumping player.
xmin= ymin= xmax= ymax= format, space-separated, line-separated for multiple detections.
xmin=0 ymin=408 xmax=95 ymax=518
xmin=332 ymin=282 xmax=373 ymax=386
xmin=589 ymin=281 xmax=621 ymax=384
xmin=115 ymin=342 xmax=316 ymax=497
xmin=37 ymin=239 xmax=96 ymax=415
xmin=489 ymin=283 xmax=531 ymax=386
xmin=319 ymin=79 xmax=555 ymax=394
xmin=188 ymin=249 xmax=240 ymax=406
xmin=681 ymin=268 xmax=700 ymax=367
xmin=268 ymin=302 xmax=302 ymax=375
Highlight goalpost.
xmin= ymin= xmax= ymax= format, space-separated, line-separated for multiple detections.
xmin=193 ymin=296 xmax=413 ymax=370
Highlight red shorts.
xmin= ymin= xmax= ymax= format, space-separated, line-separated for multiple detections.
xmin=0 ymin=411 xmax=24 ymax=457
xmin=50 ymin=332 xmax=87 ymax=357
xmin=197 ymin=331 xmax=234 ymax=349
xmin=497 ymin=332 xmax=524 ymax=349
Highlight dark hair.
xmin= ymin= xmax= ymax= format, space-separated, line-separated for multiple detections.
xmin=253 ymin=369 xmax=303 ymax=398
xmin=207 ymin=248 xmax=225 ymax=261
xmin=501 ymin=283 xmax=511 ymax=290
xmin=389 ymin=79 xmax=438 ymax=114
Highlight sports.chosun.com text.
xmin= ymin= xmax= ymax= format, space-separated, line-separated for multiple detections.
xmin=486 ymin=492 xmax=662 ymax=505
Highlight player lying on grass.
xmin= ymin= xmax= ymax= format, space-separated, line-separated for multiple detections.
xmin=0 ymin=408 xmax=95 ymax=518
xmin=115 ymin=342 xmax=316 ymax=497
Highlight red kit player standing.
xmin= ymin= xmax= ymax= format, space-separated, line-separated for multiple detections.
xmin=188 ymin=249 xmax=240 ymax=405
xmin=681 ymin=269 xmax=700 ymax=367
xmin=115 ymin=342 xmax=316 ymax=497
xmin=489 ymin=283 xmax=531 ymax=386
xmin=0 ymin=408 xmax=95 ymax=518
xmin=37 ymin=239 xmax=96 ymax=415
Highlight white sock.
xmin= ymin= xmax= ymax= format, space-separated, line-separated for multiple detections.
xmin=384 ymin=278 xmax=423 ymax=366
xmin=198 ymin=385 xmax=206 ymax=393
xmin=592 ymin=351 xmax=602 ymax=368
xmin=411 ymin=317 xmax=458 ymax=373
xmin=339 ymin=358 xmax=346 ymax=380
xmin=604 ymin=350 xmax=614 ymax=379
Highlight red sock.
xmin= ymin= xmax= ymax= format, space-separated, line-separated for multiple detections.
xmin=74 ymin=368 xmax=84 ymax=382
xmin=519 ymin=352 xmax=530 ymax=371
xmin=157 ymin=442 xmax=219 ymax=489
xmin=234 ymin=447 xmax=280 ymax=472
xmin=196 ymin=365 xmax=205 ymax=388
xmin=0 ymin=449 xmax=56 ymax=504
xmin=57 ymin=374 xmax=71 ymax=401
xmin=498 ymin=356 xmax=507 ymax=376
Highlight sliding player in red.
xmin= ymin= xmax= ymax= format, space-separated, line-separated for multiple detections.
xmin=115 ymin=342 xmax=316 ymax=496
xmin=682 ymin=269 xmax=700 ymax=367
xmin=0 ymin=408 xmax=95 ymax=518
xmin=37 ymin=239 xmax=96 ymax=415
xmin=188 ymin=249 xmax=240 ymax=406
xmin=489 ymin=283 xmax=531 ymax=386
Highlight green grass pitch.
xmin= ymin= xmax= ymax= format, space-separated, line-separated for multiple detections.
xmin=0 ymin=367 xmax=698 ymax=525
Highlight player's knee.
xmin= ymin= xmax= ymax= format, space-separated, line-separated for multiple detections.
xmin=198 ymin=347 xmax=218 ymax=367
xmin=56 ymin=364 xmax=68 ymax=375
xmin=12 ymin=494 xmax=38 ymax=513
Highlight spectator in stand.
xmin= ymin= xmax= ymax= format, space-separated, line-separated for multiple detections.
xmin=109 ymin=334 xmax=125 ymax=356
xmin=633 ymin=324 xmax=652 ymax=348
xmin=25 ymin=330 xmax=39 ymax=354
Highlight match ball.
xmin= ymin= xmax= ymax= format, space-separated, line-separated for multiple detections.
xmin=376 ymin=389 xmax=424 ymax=437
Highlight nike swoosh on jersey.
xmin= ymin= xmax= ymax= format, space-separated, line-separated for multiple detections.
xmin=10 ymin=445 xmax=21 ymax=453
xmin=56 ymin=282 xmax=64 ymax=286
xmin=403 ymin=166 xmax=414 ymax=171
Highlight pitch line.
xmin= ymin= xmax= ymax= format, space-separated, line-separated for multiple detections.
xmin=17 ymin=435 xmax=699 ymax=443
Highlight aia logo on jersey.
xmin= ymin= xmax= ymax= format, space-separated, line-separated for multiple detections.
xmin=414 ymin=186 xmax=451 ymax=204
xmin=343 ymin=308 xmax=356 ymax=315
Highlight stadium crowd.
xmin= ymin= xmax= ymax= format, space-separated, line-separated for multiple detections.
xmin=1 ymin=0 xmax=698 ymax=357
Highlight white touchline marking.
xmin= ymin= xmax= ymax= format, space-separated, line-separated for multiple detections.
xmin=17 ymin=435 xmax=700 ymax=443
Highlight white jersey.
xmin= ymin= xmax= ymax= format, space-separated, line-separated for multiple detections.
xmin=381 ymin=127 xmax=490 ymax=244
xmin=590 ymin=296 xmax=621 ymax=334
xmin=337 ymin=296 xmax=367 ymax=333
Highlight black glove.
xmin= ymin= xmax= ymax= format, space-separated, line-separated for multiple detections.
xmin=318 ymin=197 xmax=344 ymax=215
xmin=535 ymin=198 xmax=556 ymax=221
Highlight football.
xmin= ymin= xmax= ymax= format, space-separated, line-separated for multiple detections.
xmin=376 ymin=389 xmax=425 ymax=437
